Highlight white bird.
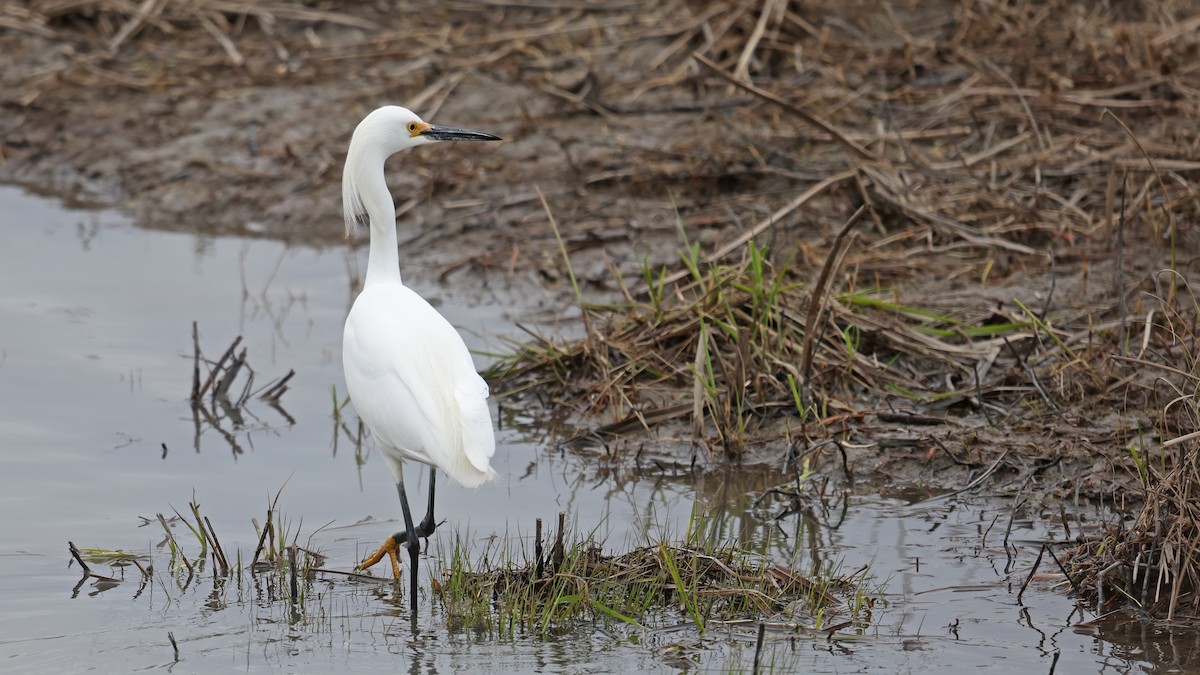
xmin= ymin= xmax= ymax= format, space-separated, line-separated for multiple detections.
xmin=341 ymin=105 xmax=500 ymax=603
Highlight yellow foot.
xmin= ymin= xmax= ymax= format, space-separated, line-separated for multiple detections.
xmin=357 ymin=536 xmax=402 ymax=581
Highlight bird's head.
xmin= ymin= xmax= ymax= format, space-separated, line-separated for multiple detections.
xmin=343 ymin=105 xmax=501 ymax=236
xmin=357 ymin=105 xmax=501 ymax=155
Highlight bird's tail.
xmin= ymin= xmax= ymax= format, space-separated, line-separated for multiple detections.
xmin=447 ymin=376 xmax=497 ymax=488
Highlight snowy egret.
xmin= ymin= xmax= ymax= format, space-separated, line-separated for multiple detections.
xmin=341 ymin=106 xmax=500 ymax=603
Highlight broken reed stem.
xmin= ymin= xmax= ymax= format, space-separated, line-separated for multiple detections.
xmin=255 ymin=369 xmax=295 ymax=402
xmin=234 ymin=365 xmax=255 ymax=408
xmin=197 ymin=335 xmax=242 ymax=401
xmin=288 ymin=545 xmax=299 ymax=602
xmin=204 ymin=515 xmax=230 ymax=575
xmin=131 ymin=556 xmax=150 ymax=579
xmin=551 ymin=512 xmax=566 ymax=573
xmin=533 ymin=517 xmax=544 ymax=579
xmin=158 ymin=513 xmax=194 ymax=575
xmin=68 ymin=541 xmax=91 ymax=574
xmin=252 ymin=482 xmax=289 ymax=569
xmin=1018 ymin=542 xmax=1047 ymax=602
xmin=190 ymin=321 xmax=201 ymax=402
xmin=169 ymin=505 xmax=207 ymax=558
xmin=213 ymin=347 xmax=247 ymax=400
xmin=189 ymin=500 xmax=211 ymax=549
xmin=800 ymin=205 xmax=866 ymax=397
xmin=67 ymin=541 xmax=122 ymax=583
xmin=1046 ymin=545 xmax=1080 ymax=597
xmin=251 ymin=515 xmax=272 ymax=568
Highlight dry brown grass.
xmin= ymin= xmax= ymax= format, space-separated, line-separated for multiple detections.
xmin=479 ymin=0 xmax=1200 ymax=465
xmin=1060 ymin=288 xmax=1200 ymax=621
xmin=1064 ymin=447 xmax=1200 ymax=621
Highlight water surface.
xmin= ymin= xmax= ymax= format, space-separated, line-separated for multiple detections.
xmin=0 ymin=186 xmax=1183 ymax=672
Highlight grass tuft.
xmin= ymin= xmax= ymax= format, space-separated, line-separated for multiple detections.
xmin=435 ymin=513 xmax=877 ymax=638
xmin=486 ymin=233 xmax=1052 ymax=456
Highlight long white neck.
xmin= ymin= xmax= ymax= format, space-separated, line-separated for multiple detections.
xmin=344 ymin=135 xmax=402 ymax=287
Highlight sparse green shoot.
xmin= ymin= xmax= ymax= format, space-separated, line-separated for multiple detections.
xmin=434 ymin=514 xmax=877 ymax=640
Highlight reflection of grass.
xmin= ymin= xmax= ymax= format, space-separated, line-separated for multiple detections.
xmin=434 ymin=512 xmax=878 ymax=639
xmin=188 ymin=323 xmax=297 ymax=457
xmin=72 ymin=494 xmax=880 ymax=667
xmin=329 ymin=383 xmax=365 ymax=462
xmin=73 ymin=486 xmax=330 ymax=617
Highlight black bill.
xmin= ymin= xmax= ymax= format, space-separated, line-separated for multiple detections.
xmin=420 ymin=124 xmax=502 ymax=142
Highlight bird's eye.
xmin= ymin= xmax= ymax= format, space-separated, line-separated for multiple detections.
xmin=408 ymin=122 xmax=417 ymax=132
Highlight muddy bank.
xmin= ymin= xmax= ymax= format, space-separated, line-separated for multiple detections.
xmin=2 ymin=1 xmax=805 ymax=283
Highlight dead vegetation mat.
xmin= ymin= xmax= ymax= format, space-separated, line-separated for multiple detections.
xmin=1063 ymin=442 xmax=1200 ymax=622
xmin=440 ymin=513 xmax=874 ymax=634
xmin=7 ymin=0 xmax=1200 ymax=620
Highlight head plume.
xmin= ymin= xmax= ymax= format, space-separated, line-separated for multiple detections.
xmin=341 ymin=106 xmax=427 ymax=238
xmin=342 ymin=149 xmax=370 ymax=238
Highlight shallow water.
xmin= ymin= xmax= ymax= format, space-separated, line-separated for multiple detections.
xmin=0 ymin=185 xmax=1189 ymax=672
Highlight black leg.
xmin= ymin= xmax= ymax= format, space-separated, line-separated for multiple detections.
xmin=388 ymin=467 xmax=439 ymax=547
xmin=394 ymin=474 xmax=420 ymax=609
xmin=418 ymin=466 xmax=436 ymax=539
xmin=356 ymin=466 xmax=440 ymax=599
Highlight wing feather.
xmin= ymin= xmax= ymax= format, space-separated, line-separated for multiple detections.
xmin=343 ymin=283 xmax=496 ymax=488
xmin=455 ymin=375 xmax=496 ymax=474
